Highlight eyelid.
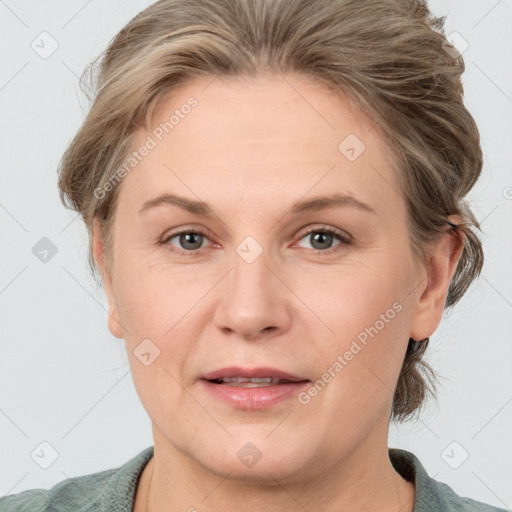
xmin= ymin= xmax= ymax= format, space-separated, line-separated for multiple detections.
xmin=160 ymin=226 xmax=216 ymax=254
xmin=291 ymin=225 xmax=352 ymax=255
xmin=296 ymin=224 xmax=352 ymax=244
xmin=161 ymin=224 xmax=352 ymax=254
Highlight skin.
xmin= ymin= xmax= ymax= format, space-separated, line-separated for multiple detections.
xmin=92 ymin=73 xmax=463 ymax=512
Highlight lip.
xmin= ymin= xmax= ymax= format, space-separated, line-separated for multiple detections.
xmin=200 ymin=366 xmax=310 ymax=410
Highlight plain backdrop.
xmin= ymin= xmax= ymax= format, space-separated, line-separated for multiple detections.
xmin=1 ymin=0 xmax=511 ymax=508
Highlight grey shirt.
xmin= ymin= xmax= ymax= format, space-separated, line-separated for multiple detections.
xmin=0 ymin=446 xmax=507 ymax=511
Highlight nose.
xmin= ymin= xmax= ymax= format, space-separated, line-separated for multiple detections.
xmin=213 ymin=246 xmax=292 ymax=341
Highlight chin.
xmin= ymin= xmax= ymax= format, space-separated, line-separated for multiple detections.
xmin=206 ymin=455 xmax=303 ymax=485
xmin=192 ymin=434 xmax=313 ymax=484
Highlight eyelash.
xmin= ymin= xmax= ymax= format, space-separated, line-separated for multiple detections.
xmin=160 ymin=226 xmax=352 ymax=256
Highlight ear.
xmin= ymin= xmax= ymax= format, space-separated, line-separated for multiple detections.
xmin=409 ymin=216 xmax=465 ymax=342
xmin=92 ymin=218 xmax=124 ymax=339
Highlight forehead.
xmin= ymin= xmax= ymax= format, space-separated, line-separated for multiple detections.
xmin=120 ymin=73 xmax=403 ymax=220
xmin=149 ymin=73 xmax=379 ymax=159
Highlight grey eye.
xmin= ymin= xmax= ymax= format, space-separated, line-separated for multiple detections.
xmin=309 ymin=232 xmax=335 ymax=250
xmin=169 ymin=232 xmax=206 ymax=251
xmin=297 ymin=230 xmax=343 ymax=251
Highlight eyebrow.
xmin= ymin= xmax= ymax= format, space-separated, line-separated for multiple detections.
xmin=138 ymin=192 xmax=376 ymax=216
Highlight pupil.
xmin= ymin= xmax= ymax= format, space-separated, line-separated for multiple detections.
xmin=180 ymin=232 xmax=202 ymax=250
xmin=311 ymin=232 xmax=332 ymax=250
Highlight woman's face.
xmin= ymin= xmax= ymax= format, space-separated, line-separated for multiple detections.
xmin=95 ymin=74 xmax=445 ymax=482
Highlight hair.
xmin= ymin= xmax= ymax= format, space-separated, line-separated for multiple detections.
xmin=57 ymin=0 xmax=484 ymax=423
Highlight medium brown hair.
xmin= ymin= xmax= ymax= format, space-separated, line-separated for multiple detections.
xmin=57 ymin=0 xmax=484 ymax=422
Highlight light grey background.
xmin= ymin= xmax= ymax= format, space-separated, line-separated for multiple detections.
xmin=1 ymin=0 xmax=511 ymax=508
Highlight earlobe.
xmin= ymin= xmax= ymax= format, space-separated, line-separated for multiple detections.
xmin=92 ymin=218 xmax=124 ymax=339
xmin=409 ymin=218 xmax=465 ymax=342
xmin=107 ymin=308 xmax=124 ymax=340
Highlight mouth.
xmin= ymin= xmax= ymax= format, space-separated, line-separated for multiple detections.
xmin=206 ymin=376 xmax=303 ymax=387
xmin=200 ymin=367 xmax=310 ymax=409
xmin=201 ymin=367 xmax=310 ymax=386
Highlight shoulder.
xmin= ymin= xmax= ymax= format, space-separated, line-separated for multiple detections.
xmin=0 ymin=446 xmax=154 ymax=512
xmin=0 ymin=488 xmax=49 ymax=512
xmin=434 ymin=479 xmax=508 ymax=512
xmin=0 ymin=469 xmax=114 ymax=512
xmin=389 ymin=448 xmax=507 ymax=512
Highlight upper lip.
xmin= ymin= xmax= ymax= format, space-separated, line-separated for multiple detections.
xmin=201 ymin=367 xmax=309 ymax=382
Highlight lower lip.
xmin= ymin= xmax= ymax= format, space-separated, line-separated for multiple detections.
xmin=200 ymin=380 xmax=310 ymax=410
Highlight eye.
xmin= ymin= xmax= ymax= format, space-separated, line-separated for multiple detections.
xmin=161 ymin=226 xmax=352 ymax=255
xmin=295 ymin=227 xmax=351 ymax=253
xmin=163 ymin=230 xmax=210 ymax=253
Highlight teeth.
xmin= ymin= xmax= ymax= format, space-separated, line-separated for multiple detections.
xmin=217 ymin=376 xmax=289 ymax=387
xmin=222 ymin=377 xmax=273 ymax=383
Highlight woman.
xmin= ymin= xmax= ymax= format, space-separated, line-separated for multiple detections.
xmin=1 ymin=0 xmax=507 ymax=510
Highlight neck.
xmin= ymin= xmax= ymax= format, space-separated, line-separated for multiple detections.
xmin=134 ymin=431 xmax=415 ymax=512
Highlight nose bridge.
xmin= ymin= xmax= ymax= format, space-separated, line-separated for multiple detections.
xmin=232 ymin=239 xmax=273 ymax=299
xmin=213 ymin=236 xmax=291 ymax=338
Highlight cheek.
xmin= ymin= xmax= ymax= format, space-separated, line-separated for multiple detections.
xmin=112 ymin=261 xmax=209 ymax=400
xmin=298 ymin=256 xmax=411 ymax=345
xmin=298 ymin=253 xmax=413 ymax=403
xmin=114 ymin=257 xmax=202 ymax=337
xmin=116 ymin=268 xmax=200 ymax=418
